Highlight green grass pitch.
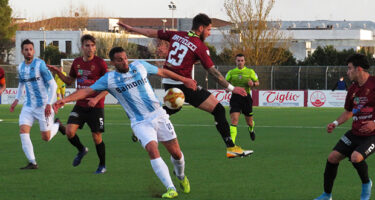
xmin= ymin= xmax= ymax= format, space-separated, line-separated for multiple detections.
xmin=0 ymin=105 xmax=372 ymax=200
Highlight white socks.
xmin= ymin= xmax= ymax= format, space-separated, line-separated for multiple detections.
xmin=170 ymin=152 xmax=185 ymax=180
xmin=150 ymin=157 xmax=175 ymax=190
xmin=20 ymin=133 xmax=36 ymax=165
xmin=48 ymin=123 xmax=59 ymax=141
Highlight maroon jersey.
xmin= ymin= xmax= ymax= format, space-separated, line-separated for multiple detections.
xmin=157 ymin=30 xmax=214 ymax=79
xmin=0 ymin=67 xmax=4 ymax=79
xmin=345 ymin=76 xmax=375 ymax=136
xmin=69 ymin=56 xmax=108 ymax=108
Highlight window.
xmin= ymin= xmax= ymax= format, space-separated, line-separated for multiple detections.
xmin=52 ymin=41 xmax=59 ymax=47
xmin=65 ymin=41 xmax=72 ymax=55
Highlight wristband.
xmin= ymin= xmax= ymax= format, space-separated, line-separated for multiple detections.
xmin=227 ymin=84 xmax=235 ymax=92
xmin=333 ymin=120 xmax=339 ymax=126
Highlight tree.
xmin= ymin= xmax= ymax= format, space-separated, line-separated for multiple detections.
xmin=223 ymin=0 xmax=291 ymax=66
xmin=41 ymin=43 xmax=67 ymax=65
xmin=93 ymin=33 xmax=140 ymax=59
xmin=0 ymin=0 xmax=17 ymax=64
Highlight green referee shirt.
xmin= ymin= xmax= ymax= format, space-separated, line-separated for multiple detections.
xmin=225 ymin=66 xmax=258 ymax=94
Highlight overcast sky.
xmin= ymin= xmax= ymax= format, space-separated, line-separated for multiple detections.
xmin=9 ymin=0 xmax=375 ymax=22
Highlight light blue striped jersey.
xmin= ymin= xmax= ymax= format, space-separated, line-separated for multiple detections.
xmin=18 ymin=58 xmax=54 ymax=107
xmin=90 ymin=60 xmax=161 ymax=124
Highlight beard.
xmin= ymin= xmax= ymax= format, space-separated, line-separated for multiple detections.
xmin=199 ymin=34 xmax=205 ymax=42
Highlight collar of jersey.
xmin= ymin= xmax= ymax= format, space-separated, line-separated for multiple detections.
xmin=188 ymin=31 xmax=199 ymax=37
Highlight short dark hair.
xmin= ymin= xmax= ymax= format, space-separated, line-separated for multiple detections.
xmin=109 ymin=47 xmax=125 ymax=61
xmin=192 ymin=13 xmax=212 ymax=30
xmin=21 ymin=39 xmax=34 ymax=49
xmin=80 ymin=34 xmax=96 ymax=45
xmin=236 ymin=53 xmax=245 ymax=58
xmin=346 ymin=53 xmax=370 ymax=70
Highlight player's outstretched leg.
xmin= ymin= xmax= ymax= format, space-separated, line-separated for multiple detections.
xmin=314 ymin=192 xmax=332 ymax=200
xmin=72 ymin=146 xmax=88 ymax=167
xmin=170 ymin=153 xmax=190 ymax=193
xmin=360 ymin=179 xmax=372 ymax=200
xmin=249 ymin=120 xmax=255 ymax=141
xmin=54 ymin=118 xmax=66 ymax=135
xmin=230 ymin=124 xmax=237 ymax=144
xmin=20 ymin=133 xmax=38 ymax=169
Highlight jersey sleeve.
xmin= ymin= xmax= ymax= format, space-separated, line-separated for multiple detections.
xmin=90 ymin=73 xmax=109 ymax=91
xmin=344 ymin=86 xmax=354 ymax=111
xmin=225 ymin=70 xmax=232 ymax=82
xmin=0 ymin=67 xmax=4 ymax=79
xmin=69 ymin=60 xmax=77 ymax=78
xmin=40 ymin=61 xmax=53 ymax=82
xmin=157 ymin=30 xmax=176 ymax=42
xmin=250 ymin=69 xmax=259 ymax=82
xmin=139 ymin=61 xmax=158 ymax=75
xmin=195 ymin=45 xmax=214 ymax=69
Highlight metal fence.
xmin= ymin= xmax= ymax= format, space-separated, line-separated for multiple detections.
xmin=2 ymin=63 xmax=370 ymax=90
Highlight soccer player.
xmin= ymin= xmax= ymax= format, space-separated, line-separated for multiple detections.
xmin=54 ymin=47 xmax=196 ymax=198
xmin=55 ymin=66 xmax=66 ymax=100
xmin=0 ymin=67 xmax=5 ymax=95
xmin=118 ymin=13 xmax=252 ymax=158
xmin=9 ymin=39 xmax=60 ymax=170
xmin=48 ymin=34 xmax=108 ymax=174
xmin=225 ymin=54 xmax=259 ymax=144
xmin=314 ymin=54 xmax=375 ymax=200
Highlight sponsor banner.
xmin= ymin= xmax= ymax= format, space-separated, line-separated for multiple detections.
xmin=259 ymin=90 xmax=304 ymax=107
xmin=308 ymin=90 xmax=347 ymax=107
xmin=208 ymin=89 xmax=231 ymax=106
xmin=1 ymin=88 xmax=119 ymax=105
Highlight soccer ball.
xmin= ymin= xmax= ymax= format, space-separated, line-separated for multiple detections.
xmin=164 ymin=88 xmax=185 ymax=110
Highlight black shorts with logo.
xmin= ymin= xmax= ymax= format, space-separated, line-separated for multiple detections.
xmin=67 ymin=105 xmax=105 ymax=133
xmin=333 ymin=130 xmax=375 ymax=159
xmin=229 ymin=93 xmax=253 ymax=116
xmin=164 ymin=84 xmax=211 ymax=107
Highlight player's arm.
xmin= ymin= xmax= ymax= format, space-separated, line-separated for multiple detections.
xmin=157 ymin=68 xmax=197 ymax=91
xmin=118 ymin=22 xmax=158 ymax=38
xmin=54 ymin=88 xmax=95 ymax=111
xmin=45 ymin=79 xmax=57 ymax=117
xmin=327 ymin=110 xmax=352 ymax=133
xmin=207 ymin=66 xmax=247 ymax=96
xmin=86 ymin=91 xmax=109 ymax=107
xmin=10 ymin=82 xmax=25 ymax=112
xmin=47 ymin=65 xmax=75 ymax=85
xmin=0 ymin=77 xmax=5 ymax=95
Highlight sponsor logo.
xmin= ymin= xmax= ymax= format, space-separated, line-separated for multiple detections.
xmin=20 ymin=76 xmax=41 ymax=83
xmin=310 ymin=91 xmax=326 ymax=107
xmin=69 ymin=112 xmax=79 ymax=118
xmin=340 ymin=135 xmax=352 ymax=146
xmin=115 ymin=77 xmax=148 ymax=93
xmin=263 ymin=91 xmax=300 ymax=103
xmin=365 ymin=144 xmax=375 ymax=155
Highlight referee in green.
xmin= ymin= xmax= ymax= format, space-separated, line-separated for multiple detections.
xmin=225 ymin=53 xmax=259 ymax=144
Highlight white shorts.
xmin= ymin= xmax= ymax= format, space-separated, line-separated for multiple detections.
xmin=19 ymin=105 xmax=55 ymax=132
xmin=132 ymin=109 xmax=177 ymax=148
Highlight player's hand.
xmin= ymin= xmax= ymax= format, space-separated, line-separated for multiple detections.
xmin=117 ymin=22 xmax=133 ymax=32
xmin=182 ymin=78 xmax=197 ymax=91
xmin=327 ymin=123 xmax=337 ymax=133
xmin=86 ymin=97 xmax=99 ymax=107
xmin=53 ymin=100 xmax=65 ymax=113
xmin=45 ymin=104 xmax=52 ymax=117
xmin=10 ymin=99 xmax=18 ymax=112
xmin=47 ymin=64 xmax=59 ymax=73
xmin=359 ymin=121 xmax=375 ymax=134
xmin=224 ymin=88 xmax=230 ymax=93
xmin=248 ymin=80 xmax=254 ymax=87
xmin=232 ymin=87 xmax=247 ymax=96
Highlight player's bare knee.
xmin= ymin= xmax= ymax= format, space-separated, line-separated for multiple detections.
xmin=41 ymin=132 xmax=50 ymax=141
xmin=327 ymin=151 xmax=343 ymax=164
xmin=145 ymin=141 xmax=160 ymax=159
xmin=92 ymin=132 xmax=102 ymax=144
xmin=350 ymin=152 xmax=364 ymax=163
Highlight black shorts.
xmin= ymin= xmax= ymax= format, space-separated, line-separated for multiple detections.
xmin=164 ymin=84 xmax=211 ymax=107
xmin=333 ymin=130 xmax=375 ymax=159
xmin=67 ymin=105 xmax=105 ymax=133
xmin=229 ymin=93 xmax=253 ymax=116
